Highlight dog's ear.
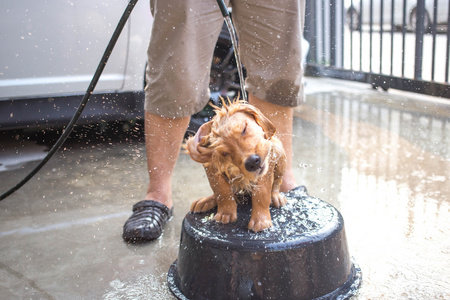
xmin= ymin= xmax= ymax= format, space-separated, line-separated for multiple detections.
xmin=242 ymin=105 xmax=276 ymax=139
xmin=185 ymin=121 xmax=214 ymax=164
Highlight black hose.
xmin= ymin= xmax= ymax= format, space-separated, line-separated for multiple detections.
xmin=216 ymin=0 xmax=230 ymax=18
xmin=0 ymin=0 xmax=139 ymax=201
xmin=215 ymin=0 xmax=247 ymax=102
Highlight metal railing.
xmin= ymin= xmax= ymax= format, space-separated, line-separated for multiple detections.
xmin=304 ymin=0 xmax=450 ymax=99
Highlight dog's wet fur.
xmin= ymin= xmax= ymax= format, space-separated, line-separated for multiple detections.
xmin=185 ymin=99 xmax=287 ymax=232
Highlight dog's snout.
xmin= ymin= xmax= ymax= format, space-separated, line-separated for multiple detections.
xmin=245 ymin=154 xmax=262 ymax=172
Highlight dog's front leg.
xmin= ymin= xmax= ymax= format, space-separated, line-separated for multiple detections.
xmin=206 ymin=166 xmax=237 ymax=224
xmin=248 ymin=174 xmax=273 ymax=232
xmin=271 ymin=147 xmax=287 ymax=208
xmin=215 ymin=194 xmax=238 ymax=224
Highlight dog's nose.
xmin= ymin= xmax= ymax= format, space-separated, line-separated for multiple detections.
xmin=245 ymin=155 xmax=262 ymax=172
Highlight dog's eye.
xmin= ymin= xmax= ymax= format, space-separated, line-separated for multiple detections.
xmin=242 ymin=124 xmax=247 ymax=136
xmin=222 ymin=152 xmax=229 ymax=157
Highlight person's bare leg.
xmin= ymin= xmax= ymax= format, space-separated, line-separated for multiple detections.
xmin=249 ymin=94 xmax=297 ymax=192
xmin=144 ymin=111 xmax=191 ymax=209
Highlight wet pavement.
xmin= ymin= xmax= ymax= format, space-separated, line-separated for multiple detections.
xmin=0 ymin=77 xmax=449 ymax=299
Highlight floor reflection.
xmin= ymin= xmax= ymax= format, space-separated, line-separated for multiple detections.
xmin=294 ymin=90 xmax=449 ymax=299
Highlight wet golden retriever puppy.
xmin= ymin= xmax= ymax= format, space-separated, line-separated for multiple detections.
xmin=185 ymin=99 xmax=287 ymax=232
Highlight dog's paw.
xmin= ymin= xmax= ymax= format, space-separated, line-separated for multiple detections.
xmin=248 ymin=216 xmax=273 ymax=232
xmin=190 ymin=195 xmax=217 ymax=213
xmin=213 ymin=210 xmax=237 ymax=224
xmin=271 ymin=192 xmax=287 ymax=208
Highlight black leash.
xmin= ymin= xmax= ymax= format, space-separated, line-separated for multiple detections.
xmin=0 ymin=0 xmax=139 ymax=201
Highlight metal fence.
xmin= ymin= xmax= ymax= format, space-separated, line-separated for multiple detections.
xmin=304 ymin=0 xmax=450 ymax=98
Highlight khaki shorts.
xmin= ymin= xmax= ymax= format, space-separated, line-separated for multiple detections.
xmin=145 ymin=0 xmax=305 ymax=118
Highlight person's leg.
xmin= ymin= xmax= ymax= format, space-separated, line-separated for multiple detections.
xmin=122 ymin=112 xmax=189 ymax=243
xmin=232 ymin=0 xmax=305 ymax=192
xmin=248 ymin=94 xmax=297 ymax=192
xmin=232 ymin=0 xmax=305 ymax=108
xmin=144 ymin=0 xmax=227 ymax=117
xmin=144 ymin=112 xmax=191 ymax=209
xmin=123 ymin=0 xmax=228 ymax=243
xmin=144 ymin=0 xmax=226 ymax=205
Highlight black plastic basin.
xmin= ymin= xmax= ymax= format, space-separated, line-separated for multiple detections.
xmin=168 ymin=187 xmax=361 ymax=300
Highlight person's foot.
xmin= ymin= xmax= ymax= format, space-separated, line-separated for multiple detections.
xmin=122 ymin=200 xmax=173 ymax=243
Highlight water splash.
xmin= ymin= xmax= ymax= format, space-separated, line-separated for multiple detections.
xmin=103 ymin=273 xmax=172 ymax=300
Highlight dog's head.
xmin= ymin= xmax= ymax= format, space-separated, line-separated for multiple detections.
xmin=185 ymin=99 xmax=277 ymax=188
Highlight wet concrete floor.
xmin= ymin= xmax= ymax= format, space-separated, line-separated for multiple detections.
xmin=0 ymin=77 xmax=449 ymax=299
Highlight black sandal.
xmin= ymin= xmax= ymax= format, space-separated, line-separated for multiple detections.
xmin=122 ymin=200 xmax=173 ymax=243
